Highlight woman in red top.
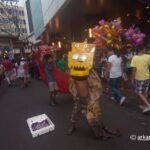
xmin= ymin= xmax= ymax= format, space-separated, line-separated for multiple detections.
xmin=2 ymin=57 xmax=13 ymax=86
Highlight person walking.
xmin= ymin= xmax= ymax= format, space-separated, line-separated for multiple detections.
xmin=131 ymin=46 xmax=150 ymax=113
xmin=2 ymin=57 xmax=13 ymax=86
xmin=17 ymin=58 xmax=28 ymax=87
xmin=105 ymin=48 xmax=126 ymax=105
xmin=42 ymin=54 xmax=59 ymax=106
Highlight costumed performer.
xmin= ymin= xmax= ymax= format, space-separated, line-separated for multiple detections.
xmin=67 ymin=42 xmax=121 ymax=139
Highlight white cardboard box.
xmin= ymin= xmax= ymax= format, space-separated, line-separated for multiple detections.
xmin=27 ymin=114 xmax=55 ymax=138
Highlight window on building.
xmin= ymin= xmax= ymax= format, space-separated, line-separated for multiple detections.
xmin=20 ymin=28 xmax=23 ymax=33
xmin=2 ymin=18 xmax=5 ymax=24
xmin=5 ymin=19 xmax=8 ymax=24
xmin=25 ymin=29 xmax=27 ymax=33
xmin=22 ymin=11 xmax=24 ymax=16
xmin=19 ymin=10 xmax=21 ymax=15
xmin=10 ymin=29 xmax=13 ymax=33
xmin=8 ymin=9 xmax=11 ymax=14
xmin=0 ymin=9 xmax=4 ymax=14
xmin=13 ymin=29 xmax=15 ymax=33
xmin=18 ymin=19 xmax=21 ymax=24
xmin=23 ymin=20 xmax=26 ymax=25
xmin=15 ymin=28 xmax=19 ymax=33
xmin=18 ymin=10 xmax=24 ymax=16
xmin=23 ymin=28 xmax=27 ymax=33
xmin=19 ymin=19 xmax=23 ymax=24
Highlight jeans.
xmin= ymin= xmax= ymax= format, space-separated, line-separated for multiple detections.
xmin=109 ymin=77 xmax=123 ymax=102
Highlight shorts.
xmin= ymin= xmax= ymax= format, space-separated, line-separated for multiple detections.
xmin=135 ymin=79 xmax=150 ymax=94
xmin=48 ymin=82 xmax=59 ymax=92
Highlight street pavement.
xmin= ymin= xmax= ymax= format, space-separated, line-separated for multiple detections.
xmin=0 ymin=80 xmax=150 ymax=150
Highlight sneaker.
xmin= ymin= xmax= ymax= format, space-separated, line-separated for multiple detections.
xmin=111 ymin=96 xmax=115 ymax=100
xmin=139 ymin=105 xmax=146 ymax=110
xmin=142 ymin=106 xmax=150 ymax=113
xmin=49 ymin=100 xmax=56 ymax=106
xmin=8 ymin=83 xmax=12 ymax=87
xmin=120 ymin=97 xmax=126 ymax=105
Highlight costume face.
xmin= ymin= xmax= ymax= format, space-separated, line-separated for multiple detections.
xmin=68 ymin=42 xmax=95 ymax=77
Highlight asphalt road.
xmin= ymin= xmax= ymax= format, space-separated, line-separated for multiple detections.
xmin=0 ymin=80 xmax=150 ymax=150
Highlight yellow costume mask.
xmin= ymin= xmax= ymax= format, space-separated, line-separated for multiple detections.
xmin=68 ymin=42 xmax=96 ymax=77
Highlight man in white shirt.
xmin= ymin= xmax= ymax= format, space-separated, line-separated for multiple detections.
xmin=105 ymin=48 xmax=126 ymax=105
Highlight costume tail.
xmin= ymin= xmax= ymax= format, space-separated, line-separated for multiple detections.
xmin=102 ymin=122 xmax=121 ymax=137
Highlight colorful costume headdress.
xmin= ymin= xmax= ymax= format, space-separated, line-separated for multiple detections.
xmin=68 ymin=42 xmax=96 ymax=77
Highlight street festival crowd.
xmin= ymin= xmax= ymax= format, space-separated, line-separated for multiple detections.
xmin=0 ymin=18 xmax=150 ymax=139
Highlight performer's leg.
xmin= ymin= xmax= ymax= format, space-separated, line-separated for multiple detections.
xmin=86 ymin=100 xmax=121 ymax=139
xmin=86 ymin=100 xmax=104 ymax=139
xmin=67 ymin=97 xmax=81 ymax=135
xmin=23 ymin=73 xmax=28 ymax=87
xmin=49 ymin=82 xmax=57 ymax=105
xmin=53 ymin=82 xmax=59 ymax=99
xmin=5 ymin=71 xmax=11 ymax=86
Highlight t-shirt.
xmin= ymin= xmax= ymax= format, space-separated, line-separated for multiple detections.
xmin=2 ymin=60 xmax=13 ymax=71
xmin=108 ymin=54 xmax=122 ymax=78
xmin=57 ymin=59 xmax=68 ymax=72
xmin=17 ymin=61 xmax=25 ymax=74
xmin=131 ymin=54 xmax=150 ymax=80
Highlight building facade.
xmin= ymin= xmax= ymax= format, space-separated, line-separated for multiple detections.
xmin=24 ymin=0 xmax=69 ymax=45
xmin=25 ymin=0 xmax=150 ymax=49
xmin=0 ymin=1 xmax=28 ymax=58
